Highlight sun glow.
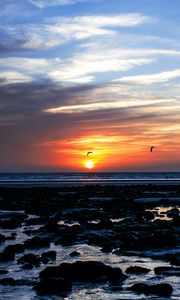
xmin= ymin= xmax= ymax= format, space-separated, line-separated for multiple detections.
xmin=85 ymin=160 xmax=94 ymax=169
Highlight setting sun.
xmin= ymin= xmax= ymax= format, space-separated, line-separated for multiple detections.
xmin=85 ymin=160 xmax=94 ymax=170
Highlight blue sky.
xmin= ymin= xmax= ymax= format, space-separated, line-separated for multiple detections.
xmin=0 ymin=0 xmax=180 ymax=171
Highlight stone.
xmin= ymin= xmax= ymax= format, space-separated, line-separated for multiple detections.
xmin=41 ymin=251 xmax=56 ymax=263
xmin=69 ymin=251 xmax=80 ymax=257
xmin=0 ymin=217 xmax=22 ymax=229
xmin=34 ymin=278 xmax=72 ymax=296
xmin=126 ymin=266 xmax=150 ymax=274
xmin=5 ymin=244 xmax=25 ymax=254
xmin=169 ymin=253 xmax=180 ymax=266
xmin=130 ymin=282 xmax=173 ymax=297
xmin=0 ymin=278 xmax=16 ymax=285
xmin=18 ymin=253 xmax=40 ymax=266
xmin=0 ymin=233 xmax=6 ymax=243
xmin=40 ymin=261 xmax=126 ymax=283
xmin=24 ymin=236 xmax=50 ymax=249
xmin=0 ymin=249 xmax=15 ymax=262
xmin=154 ymin=266 xmax=180 ymax=276
xmin=144 ymin=211 xmax=154 ymax=220
xmin=0 ymin=269 xmax=8 ymax=275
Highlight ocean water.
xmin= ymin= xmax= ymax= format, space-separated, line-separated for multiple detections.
xmin=0 ymin=172 xmax=180 ymax=187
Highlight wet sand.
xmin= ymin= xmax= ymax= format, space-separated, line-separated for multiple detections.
xmin=0 ymin=184 xmax=179 ymax=299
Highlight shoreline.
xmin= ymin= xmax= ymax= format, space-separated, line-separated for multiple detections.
xmin=0 ymin=178 xmax=180 ymax=188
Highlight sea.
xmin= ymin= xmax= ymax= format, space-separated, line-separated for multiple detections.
xmin=0 ymin=172 xmax=180 ymax=187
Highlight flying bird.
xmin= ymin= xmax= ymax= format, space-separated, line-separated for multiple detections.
xmin=150 ymin=146 xmax=154 ymax=152
xmin=87 ymin=151 xmax=93 ymax=156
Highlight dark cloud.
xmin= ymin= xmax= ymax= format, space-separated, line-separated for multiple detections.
xmin=0 ymin=80 xmax=179 ymax=171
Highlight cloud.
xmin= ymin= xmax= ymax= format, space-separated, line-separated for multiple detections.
xmin=2 ymin=44 xmax=180 ymax=85
xmin=27 ymin=0 xmax=82 ymax=8
xmin=0 ymin=71 xmax=32 ymax=85
xmin=0 ymin=13 xmax=150 ymax=52
xmin=0 ymin=54 xmax=154 ymax=85
xmin=114 ymin=69 xmax=180 ymax=85
xmin=0 ymin=79 xmax=179 ymax=171
xmin=43 ymin=98 xmax=174 ymax=114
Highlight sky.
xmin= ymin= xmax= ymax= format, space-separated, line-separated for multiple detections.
xmin=0 ymin=0 xmax=180 ymax=172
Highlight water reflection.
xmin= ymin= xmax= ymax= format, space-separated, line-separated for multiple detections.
xmin=146 ymin=206 xmax=180 ymax=221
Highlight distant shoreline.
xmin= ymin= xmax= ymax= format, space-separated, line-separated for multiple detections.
xmin=0 ymin=178 xmax=180 ymax=188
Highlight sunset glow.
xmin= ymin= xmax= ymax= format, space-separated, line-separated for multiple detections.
xmin=85 ymin=160 xmax=94 ymax=170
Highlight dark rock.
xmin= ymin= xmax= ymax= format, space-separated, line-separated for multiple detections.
xmin=41 ymin=251 xmax=56 ymax=263
xmin=0 ymin=269 xmax=8 ymax=275
xmin=130 ymin=282 xmax=173 ymax=297
xmin=5 ymin=244 xmax=25 ymax=254
xmin=69 ymin=251 xmax=80 ymax=257
xmin=126 ymin=266 xmax=150 ymax=274
xmin=0 ymin=233 xmax=6 ymax=243
xmin=154 ymin=266 xmax=180 ymax=276
xmin=87 ymin=234 xmax=112 ymax=248
xmin=144 ymin=211 xmax=154 ymax=220
xmin=25 ymin=216 xmax=48 ymax=226
xmin=6 ymin=235 xmax=16 ymax=240
xmin=18 ymin=253 xmax=40 ymax=266
xmin=101 ymin=244 xmax=114 ymax=253
xmin=0 ymin=278 xmax=16 ymax=285
xmin=24 ymin=236 xmax=50 ymax=249
xmin=169 ymin=253 xmax=180 ymax=266
xmin=110 ymin=284 xmax=123 ymax=291
xmin=15 ymin=279 xmax=36 ymax=286
xmin=97 ymin=219 xmax=113 ymax=228
xmin=34 ymin=277 xmax=72 ymax=296
xmin=21 ymin=263 xmax=34 ymax=270
xmin=55 ymin=235 xmax=77 ymax=246
xmin=0 ymin=249 xmax=15 ymax=262
xmin=0 ymin=217 xmax=22 ymax=229
xmin=40 ymin=261 xmax=126 ymax=283
xmin=167 ymin=208 xmax=179 ymax=218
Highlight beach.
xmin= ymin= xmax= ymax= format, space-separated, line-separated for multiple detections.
xmin=0 ymin=182 xmax=179 ymax=299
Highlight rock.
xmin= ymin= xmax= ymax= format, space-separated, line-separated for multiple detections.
xmin=144 ymin=211 xmax=154 ymax=220
xmin=110 ymin=284 xmax=123 ymax=292
xmin=6 ymin=236 xmax=16 ymax=241
xmin=130 ymin=282 xmax=173 ymax=297
xmin=169 ymin=253 xmax=180 ymax=266
xmin=25 ymin=216 xmax=48 ymax=226
xmin=18 ymin=253 xmax=40 ymax=267
xmin=21 ymin=263 xmax=34 ymax=270
xmin=0 ymin=249 xmax=15 ymax=262
xmin=40 ymin=261 xmax=126 ymax=283
xmin=0 ymin=278 xmax=16 ymax=285
xmin=34 ymin=278 xmax=72 ymax=296
xmin=87 ymin=233 xmax=112 ymax=249
xmin=167 ymin=208 xmax=179 ymax=218
xmin=41 ymin=251 xmax=56 ymax=263
xmin=101 ymin=244 xmax=114 ymax=253
xmin=154 ymin=266 xmax=180 ymax=276
xmin=15 ymin=279 xmax=36 ymax=286
xmin=4 ymin=244 xmax=25 ymax=254
xmin=97 ymin=219 xmax=113 ymax=229
xmin=69 ymin=251 xmax=80 ymax=257
xmin=0 ymin=233 xmax=6 ymax=243
xmin=24 ymin=236 xmax=50 ymax=249
xmin=11 ymin=232 xmax=17 ymax=237
xmin=126 ymin=266 xmax=150 ymax=274
xmin=0 ymin=217 xmax=22 ymax=229
xmin=0 ymin=269 xmax=8 ymax=275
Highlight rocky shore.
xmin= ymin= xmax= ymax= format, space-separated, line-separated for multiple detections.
xmin=0 ymin=184 xmax=179 ymax=299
